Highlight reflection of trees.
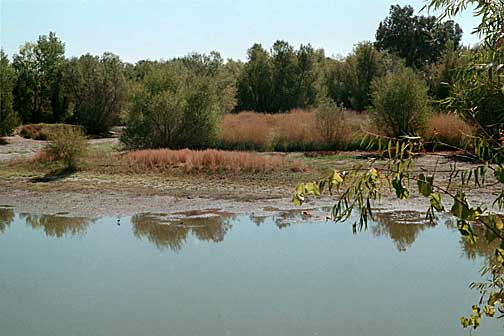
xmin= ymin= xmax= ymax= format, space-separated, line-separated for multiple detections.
xmin=445 ymin=218 xmax=501 ymax=261
xmin=0 ymin=208 xmax=15 ymax=234
xmin=372 ymin=211 xmax=434 ymax=252
xmin=132 ymin=214 xmax=233 ymax=251
xmin=21 ymin=213 xmax=93 ymax=237
xmin=250 ymin=216 xmax=267 ymax=226
xmin=459 ymin=224 xmax=501 ymax=261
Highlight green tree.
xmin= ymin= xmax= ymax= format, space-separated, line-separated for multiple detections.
xmin=63 ymin=53 xmax=127 ymax=134
xmin=12 ymin=32 xmax=66 ymax=123
xmin=294 ymin=44 xmax=320 ymax=108
xmin=424 ymin=41 xmax=467 ymax=102
xmin=179 ymin=79 xmax=220 ymax=148
xmin=122 ymin=59 xmax=220 ymax=149
xmin=237 ymin=43 xmax=273 ymax=112
xmin=348 ymin=42 xmax=386 ymax=111
xmin=375 ymin=5 xmax=462 ymax=68
xmin=216 ymin=59 xmax=242 ymax=114
xmin=175 ymin=52 xmax=239 ymax=115
xmin=324 ymin=57 xmax=353 ymax=108
xmin=122 ymin=64 xmax=185 ymax=149
xmin=271 ymin=40 xmax=298 ymax=112
xmin=0 ymin=50 xmax=19 ymax=137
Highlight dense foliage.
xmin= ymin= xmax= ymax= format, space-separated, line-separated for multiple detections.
xmin=369 ymin=65 xmax=431 ymax=137
xmin=121 ymin=60 xmax=221 ymax=149
xmin=236 ymin=41 xmax=323 ymax=112
xmin=63 ymin=53 xmax=127 ymax=134
xmin=0 ymin=50 xmax=18 ymax=137
xmin=375 ymin=5 xmax=462 ymax=68
xmin=13 ymin=32 xmax=66 ymax=123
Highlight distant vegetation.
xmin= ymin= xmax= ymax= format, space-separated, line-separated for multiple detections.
xmin=0 ymin=4 xmax=500 ymax=151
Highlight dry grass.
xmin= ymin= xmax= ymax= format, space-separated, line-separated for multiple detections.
xmin=424 ymin=113 xmax=475 ymax=148
xmin=124 ymin=148 xmax=306 ymax=174
xmin=220 ymin=109 xmax=367 ymax=151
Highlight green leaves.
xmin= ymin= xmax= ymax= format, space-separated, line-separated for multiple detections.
xmin=430 ymin=193 xmax=444 ymax=211
xmin=392 ymin=175 xmax=409 ymax=199
xmin=292 ymin=182 xmax=321 ymax=206
xmin=483 ymin=305 xmax=495 ymax=317
xmin=417 ymin=173 xmax=433 ymax=197
xmin=488 ymin=292 xmax=502 ymax=306
xmin=460 ymin=305 xmax=482 ymax=329
xmin=494 ymin=166 xmax=504 ymax=184
xmin=328 ymin=170 xmax=344 ymax=194
xmin=450 ymin=192 xmax=471 ymax=220
xmin=292 ymin=183 xmax=305 ymax=206
xmin=496 ymin=248 xmax=504 ymax=266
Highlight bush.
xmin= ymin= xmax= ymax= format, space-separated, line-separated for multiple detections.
xmin=41 ymin=126 xmax=88 ymax=171
xmin=370 ymin=66 xmax=430 ymax=137
xmin=315 ymin=98 xmax=349 ymax=147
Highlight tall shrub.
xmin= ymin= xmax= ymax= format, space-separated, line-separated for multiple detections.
xmin=369 ymin=66 xmax=430 ymax=137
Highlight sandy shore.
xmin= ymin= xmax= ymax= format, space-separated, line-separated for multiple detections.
xmin=1 ymin=135 xmax=501 ymax=220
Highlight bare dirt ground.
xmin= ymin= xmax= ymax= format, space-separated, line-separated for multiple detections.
xmin=0 ymin=136 xmax=501 ymax=220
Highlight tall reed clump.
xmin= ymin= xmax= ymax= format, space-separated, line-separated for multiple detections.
xmin=220 ymin=108 xmax=365 ymax=151
xmin=315 ymin=98 xmax=352 ymax=148
xmin=124 ymin=148 xmax=303 ymax=174
xmin=423 ymin=113 xmax=475 ymax=148
xmin=36 ymin=126 xmax=88 ymax=171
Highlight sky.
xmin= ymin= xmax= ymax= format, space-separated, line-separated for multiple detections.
xmin=1 ymin=0 xmax=481 ymax=63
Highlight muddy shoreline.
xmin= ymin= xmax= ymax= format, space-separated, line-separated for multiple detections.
xmin=1 ymin=136 xmax=502 ymax=220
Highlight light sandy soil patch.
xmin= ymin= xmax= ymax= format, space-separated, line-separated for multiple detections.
xmin=0 ymin=136 xmax=501 ymax=220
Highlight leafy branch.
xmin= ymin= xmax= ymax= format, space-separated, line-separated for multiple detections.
xmin=293 ymin=135 xmax=504 ymax=329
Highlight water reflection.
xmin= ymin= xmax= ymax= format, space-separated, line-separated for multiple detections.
xmin=252 ymin=210 xmax=316 ymax=230
xmin=20 ymin=213 xmax=94 ymax=238
xmin=7 ymin=208 xmax=500 ymax=264
xmin=132 ymin=213 xmax=233 ymax=251
xmin=371 ymin=211 xmax=435 ymax=252
xmin=0 ymin=207 xmax=14 ymax=234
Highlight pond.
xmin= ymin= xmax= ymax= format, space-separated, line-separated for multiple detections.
xmin=0 ymin=207 xmax=501 ymax=335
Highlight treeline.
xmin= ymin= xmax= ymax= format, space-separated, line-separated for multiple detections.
xmin=1 ymin=4 xmax=502 ymax=145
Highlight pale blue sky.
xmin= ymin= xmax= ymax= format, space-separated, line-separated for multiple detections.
xmin=1 ymin=0 xmax=480 ymax=63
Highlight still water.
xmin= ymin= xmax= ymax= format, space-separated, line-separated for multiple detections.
xmin=0 ymin=207 xmax=501 ymax=335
